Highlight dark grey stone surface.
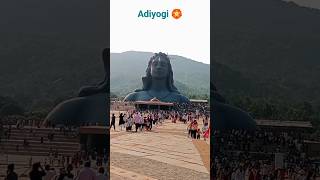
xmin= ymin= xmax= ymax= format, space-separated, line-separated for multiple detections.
xmin=123 ymin=52 xmax=189 ymax=104
xmin=211 ymin=83 xmax=256 ymax=130
xmin=45 ymin=48 xmax=109 ymax=126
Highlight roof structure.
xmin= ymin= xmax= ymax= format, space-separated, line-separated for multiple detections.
xmin=255 ymin=119 xmax=313 ymax=128
xmin=79 ymin=126 xmax=109 ymax=134
xmin=134 ymin=98 xmax=174 ymax=106
xmin=190 ymin=99 xmax=208 ymax=103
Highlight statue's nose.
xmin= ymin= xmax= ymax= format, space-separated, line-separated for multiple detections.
xmin=156 ymin=62 xmax=162 ymax=69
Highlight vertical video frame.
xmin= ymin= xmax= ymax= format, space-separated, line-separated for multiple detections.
xmin=110 ymin=0 xmax=210 ymax=179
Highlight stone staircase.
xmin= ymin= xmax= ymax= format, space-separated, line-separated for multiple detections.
xmin=0 ymin=127 xmax=80 ymax=156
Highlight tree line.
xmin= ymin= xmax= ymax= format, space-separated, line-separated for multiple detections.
xmin=226 ymin=95 xmax=320 ymax=127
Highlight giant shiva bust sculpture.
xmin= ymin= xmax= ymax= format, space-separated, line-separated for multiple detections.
xmin=44 ymin=48 xmax=109 ymax=126
xmin=123 ymin=52 xmax=189 ymax=103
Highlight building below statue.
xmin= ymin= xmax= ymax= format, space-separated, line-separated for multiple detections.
xmin=124 ymin=91 xmax=189 ymax=104
xmin=79 ymin=126 xmax=109 ymax=154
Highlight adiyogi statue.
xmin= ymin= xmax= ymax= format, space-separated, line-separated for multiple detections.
xmin=44 ymin=48 xmax=109 ymax=126
xmin=211 ymin=83 xmax=256 ymax=130
xmin=123 ymin=52 xmax=190 ymax=104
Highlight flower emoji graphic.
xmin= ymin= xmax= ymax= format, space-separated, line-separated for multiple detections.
xmin=172 ymin=9 xmax=182 ymax=19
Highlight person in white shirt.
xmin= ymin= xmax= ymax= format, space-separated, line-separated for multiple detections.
xmin=138 ymin=112 xmax=144 ymax=131
xmin=158 ymin=112 xmax=163 ymax=124
xmin=182 ymin=114 xmax=187 ymax=124
xmin=196 ymin=109 xmax=199 ymax=119
xmin=133 ymin=112 xmax=140 ymax=132
xmin=126 ymin=115 xmax=133 ymax=131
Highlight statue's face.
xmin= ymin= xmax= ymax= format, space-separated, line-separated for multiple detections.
xmin=150 ymin=56 xmax=169 ymax=79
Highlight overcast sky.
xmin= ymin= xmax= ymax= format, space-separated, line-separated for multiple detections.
xmin=110 ymin=0 xmax=210 ymax=64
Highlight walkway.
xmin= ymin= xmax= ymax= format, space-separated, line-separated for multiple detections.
xmin=110 ymin=119 xmax=210 ymax=180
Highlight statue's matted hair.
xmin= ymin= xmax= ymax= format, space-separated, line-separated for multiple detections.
xmin=78 ymin=48 xmax=109 ymax=97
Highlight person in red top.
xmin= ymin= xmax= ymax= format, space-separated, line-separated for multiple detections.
xmin=187 ymin=121 xmax=193 ymax=138
xmin=203 ymin=125 xmax=210 ymax=141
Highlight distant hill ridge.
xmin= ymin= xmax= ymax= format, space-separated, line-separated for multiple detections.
xmin=213 ymin=0 xmax=320 ymax=104
xmin=110 ymin=51 xmax=210 ymax=98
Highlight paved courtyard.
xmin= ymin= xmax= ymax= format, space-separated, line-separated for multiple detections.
xmin=0 ymin=116 xmax=210 ymax=180
xmin=110 ymin=118 xmax=210 ymax=180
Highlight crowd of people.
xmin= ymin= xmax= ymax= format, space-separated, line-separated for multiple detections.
xmin=3 ymin=148 xmax=108 ymax=180
xmin=110 ymin=103 xmax=211 ymax=141
xmin=1 ymin=101 xmax=210 ymax=180
xmin=172 ymin=103 xmax=210 ymax=141
xmin=213 ymin=157 xmax=319 ymax=180
xmin=187 ymin=119 xmax=210 ymax=140
xmin=175 ymin=102 xmax=209 ymax=116
xmin=212 ymin=129 xmax=320 ymax=180
xmin=214 ymin=129 xmax=311 ymax=153
xmin=5 ymin=161 xmax=108 ymax=180
xmin=110 ymin=110 xmax=168 ymax=132
xmin=0 ymin=122 xmax=110 ymax=180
